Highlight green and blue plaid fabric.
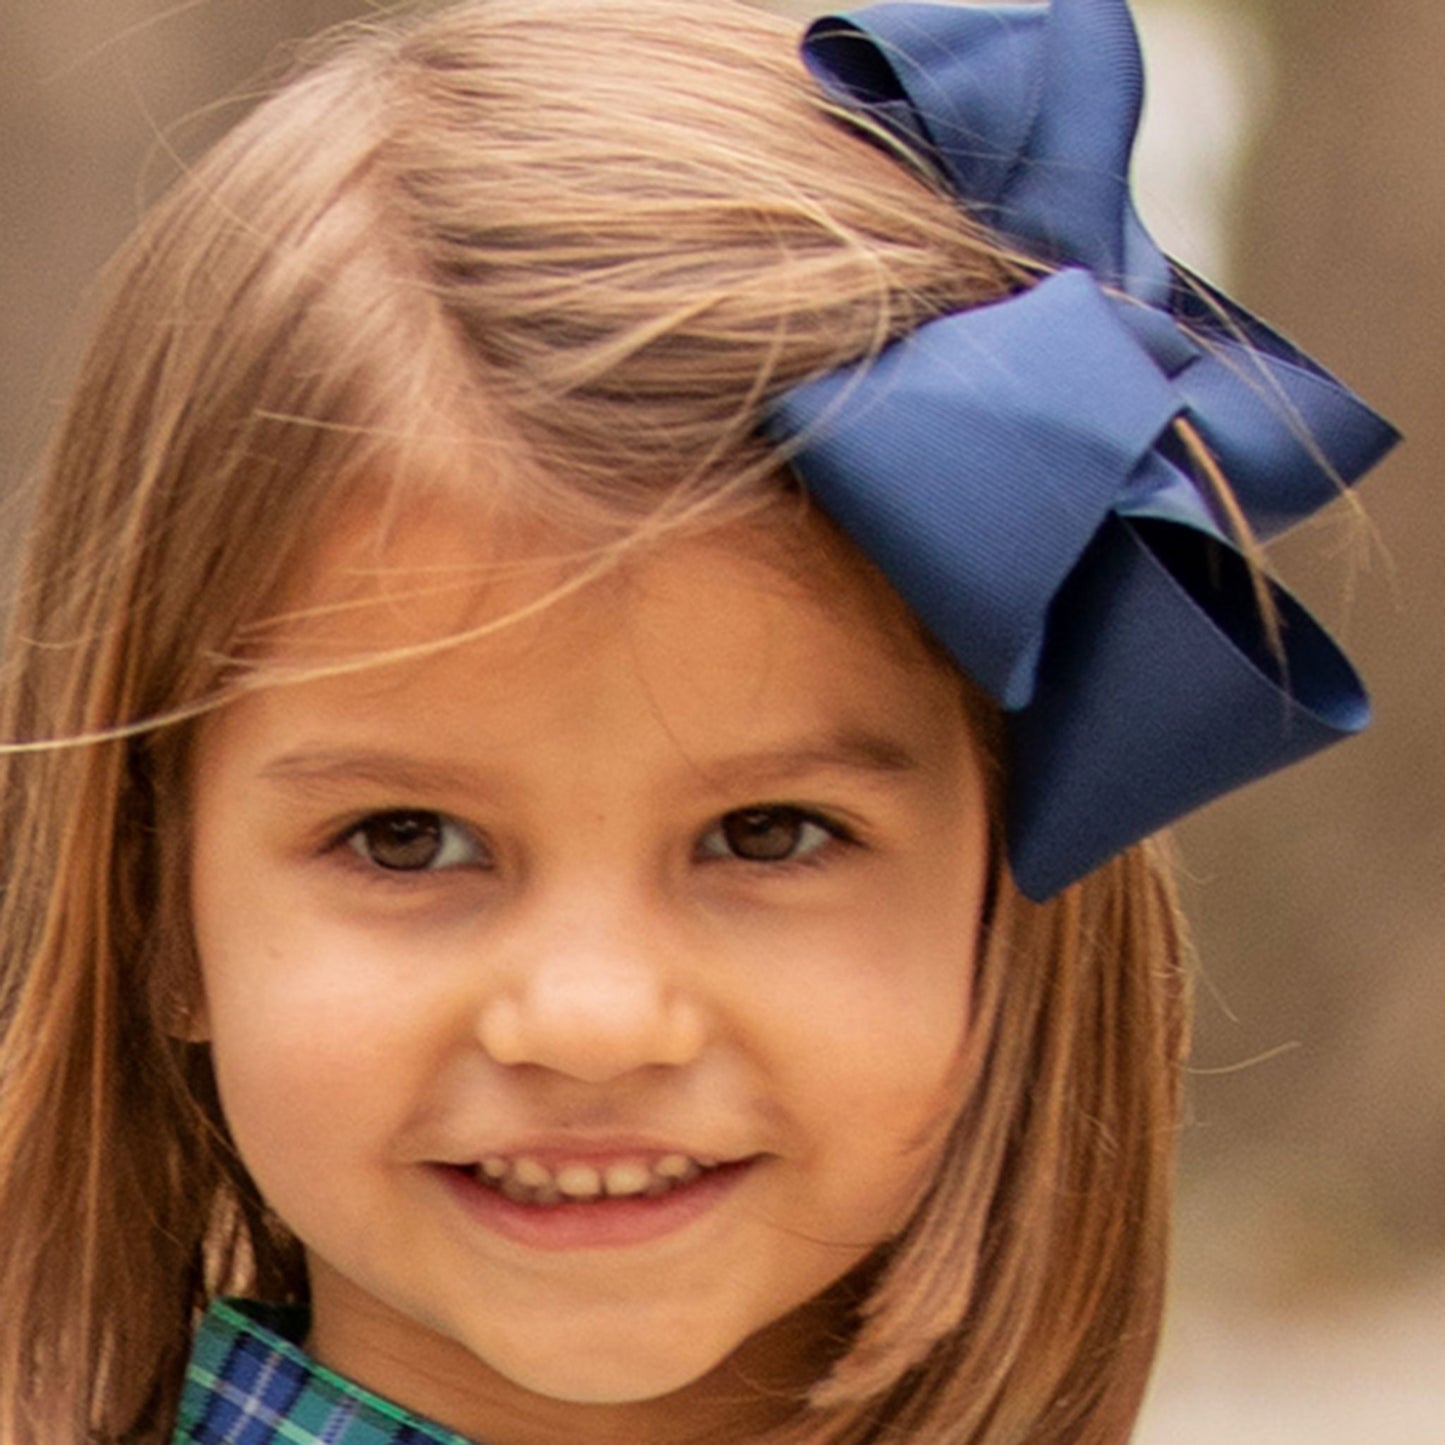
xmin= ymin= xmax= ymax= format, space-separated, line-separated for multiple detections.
xmin=173 ymin=1298 xmax=479 ymax=1444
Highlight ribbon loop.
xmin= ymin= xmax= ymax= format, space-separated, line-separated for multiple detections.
xmin=1009 ymin=516 xmax=1372 ymax=895
xmin=773 ymin=269 xmax=1183 ymax=709
xmin=775 ymin=0 xmax=1399 ymax=897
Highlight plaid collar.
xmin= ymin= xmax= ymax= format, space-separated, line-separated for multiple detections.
xmin=173 ymin=1297 xmax=481 ymax=1444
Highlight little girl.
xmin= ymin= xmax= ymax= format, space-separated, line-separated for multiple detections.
xmin=0 ymin=1 xmax=1395 ymax=1442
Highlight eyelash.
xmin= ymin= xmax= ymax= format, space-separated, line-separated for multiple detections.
xmin=329 ymin=804 xmax=858 ymax=878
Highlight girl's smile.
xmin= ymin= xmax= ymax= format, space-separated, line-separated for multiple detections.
xmin=433 ymin=1150 xmax=761 ymax=1252
xmin=188 ymin=502 xmax=989 ymax=1442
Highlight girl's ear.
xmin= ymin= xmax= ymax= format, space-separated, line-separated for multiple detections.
xmin=150 ymin=947 xmax=211 ymax=1042
xmin=168 ymin=998 xmax=211 ymax=1044
xmin=156 ymin=981 xmax=210 ymax=1042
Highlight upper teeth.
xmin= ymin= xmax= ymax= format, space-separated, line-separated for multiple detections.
xmin=475 ymin=1152 xmax=715 ymax=1204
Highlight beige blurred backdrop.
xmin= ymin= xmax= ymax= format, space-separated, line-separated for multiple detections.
xmin=3 ymin=1 xmax=1440 ymax=1437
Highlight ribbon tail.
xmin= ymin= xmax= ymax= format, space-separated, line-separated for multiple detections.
xmin=1164 ymin=267 xmax=1401 ymax=531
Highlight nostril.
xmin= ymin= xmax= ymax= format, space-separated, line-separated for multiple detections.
xmin=659 ymin=996 xmax=707 ymax=1065
xmin=476 ymin=995 xmax=529 ymax=1066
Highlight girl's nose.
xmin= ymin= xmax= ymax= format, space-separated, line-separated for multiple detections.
xmin=476 ymin=926 xmax=707 ymax=1083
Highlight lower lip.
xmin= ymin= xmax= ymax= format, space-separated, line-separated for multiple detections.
xmin=433 ymin=1159 xmax=758 ymax=1252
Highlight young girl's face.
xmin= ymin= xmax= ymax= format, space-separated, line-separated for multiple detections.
xmin=189 ymin=494 xmax=990 ymax=1440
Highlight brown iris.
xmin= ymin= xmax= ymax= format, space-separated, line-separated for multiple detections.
xmin=718 ymin=807 xmax=814 ymax=862
xmin=353 ymin=811 xmax=445 ymax=870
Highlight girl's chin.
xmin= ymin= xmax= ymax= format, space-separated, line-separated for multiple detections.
xmin=472 ymin=1282 xmax=853 ymax=1419
xmin=458 ymin=1305 xmax=779 ymax=1409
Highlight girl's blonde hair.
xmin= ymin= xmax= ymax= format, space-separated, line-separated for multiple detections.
xmin=0 ymin=2 xmax=1189 ymax=1440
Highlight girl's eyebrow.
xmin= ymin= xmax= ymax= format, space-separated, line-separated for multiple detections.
xmin=256 ymin=749 xmax=491 ymax=800
xmin=691 ymin=729 xmax=922 ymax=789
xmin=254 ymin=729 xmax=922 ymax=799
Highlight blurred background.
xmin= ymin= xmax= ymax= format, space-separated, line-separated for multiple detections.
xmin=2 ymin=1 xmax=1439 ymax=1437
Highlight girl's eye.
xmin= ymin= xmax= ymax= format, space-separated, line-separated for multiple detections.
xmin=696 ymin=806 xmax=846 ymax=865
xmin=345 ymin=811 xmax=484 ymax=873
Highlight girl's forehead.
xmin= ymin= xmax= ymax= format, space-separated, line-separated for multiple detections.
xmin=201 ymin=492 xmax=983 ymax=801
xmin=257 ymin=490 xmax=943 ymax=677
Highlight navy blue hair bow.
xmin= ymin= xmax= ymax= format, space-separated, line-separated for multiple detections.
xmin=770 ymin=0 xmax=1398 ymax=899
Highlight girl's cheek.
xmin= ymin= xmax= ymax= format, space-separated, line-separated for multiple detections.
xmin=197 ymin=914 xmax=423 ymax=1143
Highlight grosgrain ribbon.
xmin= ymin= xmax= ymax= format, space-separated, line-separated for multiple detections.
xmin=770 ymin=0 xmax=1399 ymax=899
